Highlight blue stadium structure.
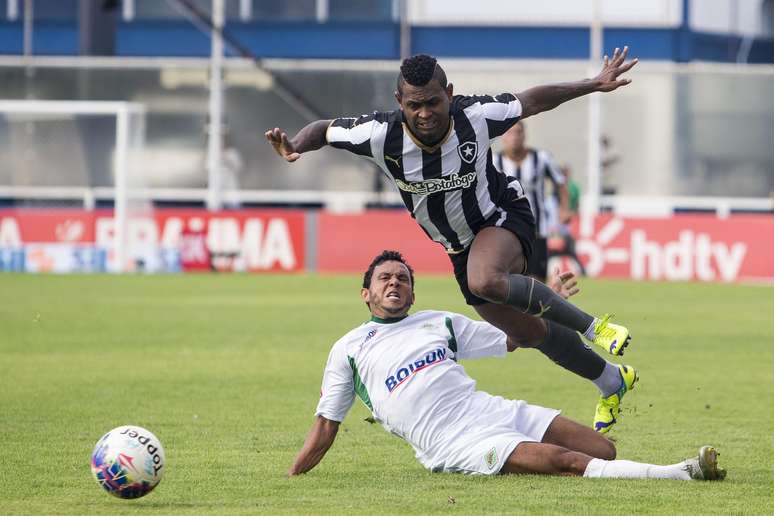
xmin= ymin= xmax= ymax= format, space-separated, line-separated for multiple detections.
xmin=0 ymin=0 xmax=773 ymax=62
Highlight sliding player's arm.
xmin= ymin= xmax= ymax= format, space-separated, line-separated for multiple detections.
xmin=265 ymin=120 xmax=332 ymax=162
xmin=516 ymin=46 xmax=638 ymax=119
xmin=288 ymin=415 xmax=340 ymax=476
xmin=288 ymin=339 xmax=355 ymax=476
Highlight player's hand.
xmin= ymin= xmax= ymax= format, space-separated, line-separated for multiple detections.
xmin=265 ymin=127 xmax=301 ymax=162
xmin=550 ymin=267 xmax=580 ymax=299
xmin=593 ymin=46 xmax=638 ymax=92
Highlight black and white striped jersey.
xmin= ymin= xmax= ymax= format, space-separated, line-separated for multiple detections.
xmin=326 ymin=94 xmax=525 ymax=253
xmin=493 ymin=149 xmax=565 ymax=238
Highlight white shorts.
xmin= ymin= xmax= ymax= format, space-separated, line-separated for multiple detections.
xmin=422 ymin=391 xmax=560 ymax=475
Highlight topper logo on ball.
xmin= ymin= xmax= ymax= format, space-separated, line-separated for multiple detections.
xmin=119 ymin=427 xmax=164 ymax=475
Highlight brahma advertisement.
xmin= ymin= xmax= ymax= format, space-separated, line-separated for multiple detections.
xmin=0 ymin=209 xmax=771 ymax=282
xmin=0 ymin=209 xmax=305 ymax=273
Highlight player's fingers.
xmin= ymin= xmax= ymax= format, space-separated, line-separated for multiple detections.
xmin=558 ymin=270 xmax=574 ymax=282
xmin=603 ymin=55 xmax=609 ymax=67
xmin=286 ymin=153 xmax=301 ymax=162
xmin=603 ymin=78 xmax=631 ymax=91
xmin=564 ymin=278 xmax=578 ymax=290
xmin=613 ymin=47 xmax=626 ymax=65
xmin=619 ymin=58 xmax=638 ymax=73
xmin=619 ymin=46 xmax=629 ymax=63
xmin=567 ymin=286 xmax=580 ymax=296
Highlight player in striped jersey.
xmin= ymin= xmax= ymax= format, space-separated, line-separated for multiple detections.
xmin=494 ymin=121 xmax=569 ymax=282
xmin=266 ymin=48 xmax=638 ymax=432
xmin=288 ymin=251 xmax=726 ymax=480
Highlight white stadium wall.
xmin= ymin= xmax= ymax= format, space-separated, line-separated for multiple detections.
xmin=409 ymin=0 xmax=770 ymax=37
xmin=408 ymin=0 xmax=682 ymax=27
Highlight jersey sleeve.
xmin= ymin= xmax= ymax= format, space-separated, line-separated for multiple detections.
xmin=446 ymin=312 xmax=508 ymax=360
xmin=315 ymin=340 xmax=356 ymax=422
xmin=454 ymin=94 xmax=523 ymax=140
xmin=325 ymin=112 xmax=390 ymax=160
xmin=539 ymin=150 xmax=566 ymax=185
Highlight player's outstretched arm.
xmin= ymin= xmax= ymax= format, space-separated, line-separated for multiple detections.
xmin=265 ymin=119 xmax=332 ymax=163
xmin=288 ymin=415 xmax=340 ymax=476
xmin=516 ymin=46 xmax=638 ymax=119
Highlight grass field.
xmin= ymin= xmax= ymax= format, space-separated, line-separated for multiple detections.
xmin=1 ymin=273 xmax=773 ymax=514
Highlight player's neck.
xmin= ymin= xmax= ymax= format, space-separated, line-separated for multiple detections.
xmin=370 ymin=313 xmax=409 ymax=324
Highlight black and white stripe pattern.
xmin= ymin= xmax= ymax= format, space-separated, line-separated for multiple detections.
xmin=326 ymin=94 xmax=523 ymax=252
xmin=493 ymin=149 xmax=565 ymax=238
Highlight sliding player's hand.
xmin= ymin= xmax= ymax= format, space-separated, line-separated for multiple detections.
xmin=593 ymin=46 xmax=638 ymax=93
xmin=550 ymin=267 xmax=580 ymax=299
xmin=265 ymin=127 xmax=301 ymax=162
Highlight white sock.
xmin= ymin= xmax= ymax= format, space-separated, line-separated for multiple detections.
xmin=583 ymin=318 xmax=598 ymax=340
xmin=583 ymin=458 xmax=692 ymax=480
xmin=593 ymin=362 xmax=622 ymax=397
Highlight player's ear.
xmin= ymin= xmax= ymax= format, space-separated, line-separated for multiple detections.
xmin=394 ymin=90 xmax=402 ymax=105
xmin=361 ymin=287 xmax=370 ymax=304
xmin=445 ymin=83 xmax=453 ymax=100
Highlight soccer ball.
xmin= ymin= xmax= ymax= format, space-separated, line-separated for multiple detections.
xmin=90 ymin=425 xmax=166 ymax=499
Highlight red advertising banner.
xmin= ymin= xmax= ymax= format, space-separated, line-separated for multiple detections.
xmin=0 ymin=208 xmax=306 ymax=273
xmin=152 ymin=209 xmax=305 ymax=272
xmin=317 ymin=210 xmax=452 ymax=274
xmin=316 ymin=211 xmax=774 ymax=282
xmin=572 ymin=214 xmax=774 ymax=282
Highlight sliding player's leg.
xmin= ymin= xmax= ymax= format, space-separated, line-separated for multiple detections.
xmin=501 ymin=441 xmax=726 ymax=480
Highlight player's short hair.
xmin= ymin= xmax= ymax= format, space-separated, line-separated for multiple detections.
xmin=362 ymin=250 xmax=415 ymax=291
xmin=396 ymin=54 xmax=447 ymax=94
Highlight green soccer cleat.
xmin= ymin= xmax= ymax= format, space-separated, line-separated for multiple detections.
xmin=682 ymin=446 xmax=727 ymax=481
xmin=593 ymin=364 xmax=638 ymax=434
xmin=590 ymin=314 xmax=631 ymax=356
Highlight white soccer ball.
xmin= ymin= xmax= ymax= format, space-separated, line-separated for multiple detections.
xmin=90 ymin=425 xmax=166 ymax=499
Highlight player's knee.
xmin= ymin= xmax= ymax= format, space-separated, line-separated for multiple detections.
xmin=505 ymin=318 xmax=546 ymax=348
xmin=599 ymin=439 xmax=616 ymax=461
xmin=468 ymin=274 xmax=508 ymax=303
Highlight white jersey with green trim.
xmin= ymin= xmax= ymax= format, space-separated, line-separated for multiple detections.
xmin=315 ymin=310 xmax=507 ymax=467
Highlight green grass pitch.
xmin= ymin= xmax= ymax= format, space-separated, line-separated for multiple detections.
xmin=1 ymin=273 xmax=773 ymax=514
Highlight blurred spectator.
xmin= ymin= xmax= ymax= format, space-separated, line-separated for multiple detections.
xmin=494 ymin=121 xmax=568 ymax=282
xmin=547 ymin=165 xmax=585 ymax=279
xmin=220 ymin=133 xmax=245 ymax=210
xmin=205 ymin=124 xmax=244 ymax=210
xmin=563 ymin=165 xmax=581 ymax=221
xmin=601 ymin=134 xmax=621 ymax=196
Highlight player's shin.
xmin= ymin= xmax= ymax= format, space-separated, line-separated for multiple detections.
xmin=536 ymin=321 xmax=606 ymax=381
xmin=506 ymin=274 xmax=595 ymax=332
xmin=583 ymin=458 xmax=692 ymax=480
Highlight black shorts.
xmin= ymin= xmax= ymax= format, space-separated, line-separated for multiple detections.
xmin=526 ymin=237 xmax=548 ymax=280
xmin=449 ymin=194 xmax=536 ymax=306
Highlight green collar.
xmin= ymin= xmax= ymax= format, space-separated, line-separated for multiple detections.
xmin=369 ymin=314 xmax=409 ymax=324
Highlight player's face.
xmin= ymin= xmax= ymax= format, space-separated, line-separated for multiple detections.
xmin=503 ymin=122 xmax=525 ymax=152
xmin=396 ymin=80 xmax=453 ymax=146
xmin=362 ymin=261 xmax=415 ymax=319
